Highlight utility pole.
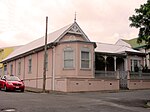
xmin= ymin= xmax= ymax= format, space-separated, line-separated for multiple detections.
xmin=43 ymin=16 xmax=48 ymax=93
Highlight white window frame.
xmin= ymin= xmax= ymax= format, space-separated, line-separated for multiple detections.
xmin=18 ymin=60 xmax=21 ymax=75
xmin=28 ymin=55 xmax=32 ymax=73
xmin=80 ymin=47 xmax=91 ymax=69
xmin=63 ymin=47 xmax=74 ymax=69
xmin=130 ymin=58 xmax=141 ymax=72
xmin=10 ymin=64 xmax=13 ymax=75
xmin=4 ymin=64 xmax=7 ymax=75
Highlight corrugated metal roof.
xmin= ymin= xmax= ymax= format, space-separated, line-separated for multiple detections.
xmin=3 ymin=23 xmax=72 ymax=61
xmin=95 ymin=42 xmax=142 ymax=54
xmin=115 ymin=39 xmax=131 ymax=47
xmin=2 ymin=21 xmax=144 ymax=62
xmin=2 ymin=22 xmax=90 ymax=62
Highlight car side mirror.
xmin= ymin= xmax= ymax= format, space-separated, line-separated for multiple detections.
xmin=2 ymin=78 xmax=6 ymax=81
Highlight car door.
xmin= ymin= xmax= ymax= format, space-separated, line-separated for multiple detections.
xmin=0 ymin=77 xmax=2 ymax=88
xmin=0 ymin=76 xmax=6 ymax=88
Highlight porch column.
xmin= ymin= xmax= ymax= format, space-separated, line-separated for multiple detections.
xmin=104 ymin=56 xmax=107 ymax=71
xmin=114 ymin=56 xmax=116 ymax=71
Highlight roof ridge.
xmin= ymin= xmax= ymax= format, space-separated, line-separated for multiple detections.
xmin=96 ymin=42 xmax=129 ymax=47
xmin=96 ymin=42 xmax=116 ymax=46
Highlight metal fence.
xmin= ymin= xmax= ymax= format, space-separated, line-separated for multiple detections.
xmin=95 ymin=70 xmax=150 ymax=79
xmin=130 ymin=71 xmax=150 ymax=79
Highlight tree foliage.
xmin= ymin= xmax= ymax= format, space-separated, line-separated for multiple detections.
xmin=129 ymin=0 xmax=150 ymax=49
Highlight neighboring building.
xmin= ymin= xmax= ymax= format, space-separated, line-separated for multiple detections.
xmin=1 ymin=22 xmax=150 ymax=92
xmin=0 ymin=46 xmax=21 ymax=76
xmin=95 ymin=42 xmax=145 ymax=72
xmin=95 ymin=42 xmax=147 ymax=89
xmin=116 ymin=38 xmax=150 ymax=69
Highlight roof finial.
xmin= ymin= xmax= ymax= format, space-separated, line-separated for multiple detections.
xmin=74 ymin=12 xmax=76 ymax=22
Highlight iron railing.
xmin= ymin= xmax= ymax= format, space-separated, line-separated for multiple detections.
xmin=95 ymin=71 xmax=150 ymax=79
xmin=130 ymin=71 xmax=150 ymax=79
xmin=95 ymin=71 xmax=118 ymax=79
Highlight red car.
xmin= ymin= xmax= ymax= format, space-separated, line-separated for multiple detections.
xmin=0 ymin=75 xmax=25 ymax=92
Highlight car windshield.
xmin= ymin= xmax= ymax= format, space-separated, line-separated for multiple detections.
xmin=6 ymin=76 xmax=21 ymax=81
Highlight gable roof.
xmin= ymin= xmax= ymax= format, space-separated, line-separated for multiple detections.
xmin=115 ymin=39 xmax=131 ymax=47
xmin=95 ymin=42 xmax=143 ymax=54
xmin=2 ymin=22 xmax=90 ymax=62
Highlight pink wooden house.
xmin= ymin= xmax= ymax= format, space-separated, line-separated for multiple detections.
xmin=2 ymin=22 xmax=150 ymax=92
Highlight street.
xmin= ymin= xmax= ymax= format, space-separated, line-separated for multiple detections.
xmin=0 ymin=90 xmax=150 ymax=112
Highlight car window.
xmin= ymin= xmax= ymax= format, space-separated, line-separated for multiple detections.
xmin=6 ymin=76 xmax=21 ymax=81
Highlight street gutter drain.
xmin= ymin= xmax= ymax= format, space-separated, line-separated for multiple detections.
xmin=1 ymin=108 xmax=17 ymax=112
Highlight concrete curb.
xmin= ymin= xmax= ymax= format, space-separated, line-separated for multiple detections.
xmin=25 ymin=87 xmax=44 ymax=93
xmin=25 ymin=87 xmax=67 ymax=94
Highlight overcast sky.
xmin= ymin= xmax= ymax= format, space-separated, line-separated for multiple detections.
xmin=0 ymin=0 xmax=147 ymax=47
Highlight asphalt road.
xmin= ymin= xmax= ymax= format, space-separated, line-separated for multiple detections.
xmin=0 ymin=90 xmax=150 ymax=112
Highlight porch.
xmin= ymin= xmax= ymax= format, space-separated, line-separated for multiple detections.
xmin=95 ymin=70 xmax=150 ymax=90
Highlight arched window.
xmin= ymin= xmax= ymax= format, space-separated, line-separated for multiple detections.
xmin=95 ymin=55 xmax=105 ymax=71
xmin=106 ymin=57 xmax=114 ymax=71
xmin=116 ymin=58 xmax=124 ymax=71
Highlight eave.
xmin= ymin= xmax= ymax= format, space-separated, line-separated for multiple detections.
xmin=1 ymin=42 xmax=57 ymax=63
xmin=95 ymin=51 xmax=127 ymax=57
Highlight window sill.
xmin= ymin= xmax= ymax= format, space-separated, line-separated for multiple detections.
xmin=63 ymin=68 xmax=75 ymax=70
xmin=80 ymin=68 xmax=91 ymax=71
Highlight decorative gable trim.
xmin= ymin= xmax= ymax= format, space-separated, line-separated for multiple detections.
xmin=68 ymin=23 xmax=82 ymax=34
xmin=55 ymin=22 xmax=90 ymax=42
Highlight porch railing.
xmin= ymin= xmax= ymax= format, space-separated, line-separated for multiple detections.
xmin=130 ymin=71 xmax=150 ymax=79
xmin=95 ymin=71 xmax=118 ymax=79
xmin=95 ymin=70 xmax=150 ymax=80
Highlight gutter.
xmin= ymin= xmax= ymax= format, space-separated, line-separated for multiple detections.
xmin=125 ymin=51 xmax=146 ymax=56
xmin=1 ymin=42 xmax=58 ymax=64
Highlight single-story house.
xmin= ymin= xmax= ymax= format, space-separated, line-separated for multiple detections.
xmin=1 ymin=22 xmax=150 ymax=92
xmin=116 ymin=38 xmax=150 ymax=69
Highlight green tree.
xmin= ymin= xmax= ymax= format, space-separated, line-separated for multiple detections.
xmin=129 ymin=0 xmax=150 ymax=48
